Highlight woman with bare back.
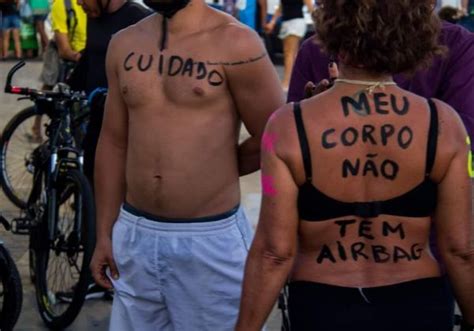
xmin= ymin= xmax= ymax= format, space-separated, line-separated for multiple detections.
xmin=236 ymin=1 xmax=474 ymax=330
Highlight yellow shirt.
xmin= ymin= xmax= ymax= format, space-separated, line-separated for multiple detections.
xmin=51 ymin=0 xmax=87 ymax=52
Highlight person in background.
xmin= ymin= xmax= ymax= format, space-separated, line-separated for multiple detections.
xmin=223 ymin=0 xmax=237 ymax=17
xmin=1 ymin=0 xmax=22 ymax=60
xmin=77 ymin=0 xmax=152 ymax=180
xmin=462 ymin=0 xmax=473 ymax=14
xmin=264 ymin=0 xmax=313 ymax=92
xmin=439 ymin=6 xmax=463 ymax=23
xmin=287 ymin=14 xmax=474 ymax=149
xmin=255 ymin=0 xmax=266 ymax=32
xmin=236 ymin=1 xmax=474 ymax=330
xmin=31 ymin=0 xmax=86 ymax=142
xmin=29 ymin=0 xmax=49 ymax=52
xmin=460 ymin=0 xmax=474 ymax=30
xmin=60 ymin=0 xmax=151 ymax=300
xmin=39 ymin=0 xmax=87 ymax=90
xmin=47 ymin=0 xmax=86 ymax=76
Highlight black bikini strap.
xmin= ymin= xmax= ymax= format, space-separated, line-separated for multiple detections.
xmin=293 ymin=102 xmax=313 ymax=181
xmin=426 ymin=99 xmax=439 ymax=176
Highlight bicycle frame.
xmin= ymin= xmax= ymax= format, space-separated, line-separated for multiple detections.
xmin=5 ymin=60 xmax=88 ymax=242
xmin=28 ymin=107 xmax=85 ymax=244
xmin=4 ymin=60 xmax=96 ymax=330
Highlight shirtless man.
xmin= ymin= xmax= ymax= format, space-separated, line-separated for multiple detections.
xmin=89 ymin=0 xmax=284 ymax=330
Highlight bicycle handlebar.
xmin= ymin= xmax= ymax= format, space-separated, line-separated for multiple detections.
xmin=5 ymin=60 xmax=25 ymax=88
xmin=4 ymin=60 xmax=85 ymax=101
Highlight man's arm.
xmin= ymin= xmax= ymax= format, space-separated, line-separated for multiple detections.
xmin=258 ymin=0 xmax=267 ymax=29
xmin=287 ymin=39 xmax=330 ymax=102
xmin=224 ymin=26 xmax=285 ymax=176
xmin=435 ymin=101 xmax=474 ymax=325
xmin=55 ymin=32 xmax=81 ymax=61
xmin=50 ymin=0 xmax=81 ymax=61
xmin=439 ymin=29 xmax=474 ymax=148
xmin=236 ymin=106 xmax=298 ymax=330
xmin=90 ymin=35 xmax=128 ymax=288
xmin=303 ymin=0 xmax=314 ymax=12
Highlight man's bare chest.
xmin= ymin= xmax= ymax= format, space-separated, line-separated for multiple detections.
xmin=118 ymin=48 xmax=229 ymax=108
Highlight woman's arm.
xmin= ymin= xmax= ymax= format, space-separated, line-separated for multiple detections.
xmin=303 ymin=0 xmax=314 ymax=13
xmin=264 ymin=2 xmax=281 ymax=34
xmin=236 ymin=106 xmax=299 ymax=331
xmin=462 ymin=0 xmax=469 ymax=14
xmin=434 ymin=101 xmax=474 ymax=325
xmin=258 ymin=0 xmax=267 ymax=29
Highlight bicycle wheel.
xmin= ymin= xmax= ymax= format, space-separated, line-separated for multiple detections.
xmin=32 ymin=169 xmax=95 ymax=330
xmin=0 ymin=106 xmax=48 ymax=209
xmin=0 ymin=245 xmax=23 ymax=331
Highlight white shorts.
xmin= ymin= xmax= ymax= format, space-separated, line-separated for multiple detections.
xmin=279 ymin=18 xmax=307 ymax=39
xmin=108 ymin=203 xmax=254 ymax=331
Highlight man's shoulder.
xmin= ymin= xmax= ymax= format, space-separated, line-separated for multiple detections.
xmin=50 ymin=0 xmax=64 ymax=13
xmin=112 ymin=14 xmax=154 ymax=39
xmin=50 ymin=0 xmax=69 ymax=27
xmin=298 ymin=36 xmax=326 ymax=58
xmin=123 ymin=2 xmax=153 ymax=19
xmin=202 ymin=7 xmax=254 ymax=40
xmin=440 ymin=21 xmax=474 ymax=53
xmin=212 ymin=19 xmax=263 ymax=57
xmin=109 ymin=15 xmax=153 ymax=52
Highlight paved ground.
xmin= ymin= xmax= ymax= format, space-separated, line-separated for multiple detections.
xmin=0 ymin=59 xmax=284 ymax=330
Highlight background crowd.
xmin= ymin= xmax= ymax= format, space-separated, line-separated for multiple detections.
xmin=1 ymin=0 xmax=472 ymax=61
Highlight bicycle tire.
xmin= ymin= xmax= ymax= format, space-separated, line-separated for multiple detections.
xmin=32 ymin=169 xmax=95 ymax=330
xmin=0 ymin=245 xmax=23 ymax=331
xmin=0 ymin=105 xmax=44 ymax=209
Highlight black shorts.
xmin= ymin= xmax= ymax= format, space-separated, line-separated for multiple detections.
xmin=288 ymin=277 xmax=454 ymax=331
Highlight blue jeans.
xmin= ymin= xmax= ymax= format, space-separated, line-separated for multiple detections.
xmin=1 ymin=14 xmax=21 ymax=31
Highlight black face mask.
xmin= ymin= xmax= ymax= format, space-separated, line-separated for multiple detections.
xmin=144 ymin=0 xmax=191 ymax=18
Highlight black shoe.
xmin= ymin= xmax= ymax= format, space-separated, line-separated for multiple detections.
xmin=56 ymin=283 xmax=112 ymax=303
xmin=85 ymin=283 xmax=113 ymax=300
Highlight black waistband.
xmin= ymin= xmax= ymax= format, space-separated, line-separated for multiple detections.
xmin=123 ymin=202 xmax=240 ymax=223
xmin=288 ymin=277 xmax=451 ymax=305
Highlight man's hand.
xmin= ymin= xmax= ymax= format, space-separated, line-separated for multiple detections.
xmin=73 ymin=52 xmax=82 ymax=62
xmin=303 ymin=62 xmax=339 ymax=98
xmin=90 ymin=238 xmax=119 ymax=289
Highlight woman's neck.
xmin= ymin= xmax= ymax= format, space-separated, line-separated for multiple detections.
xmin=338 ymin=63 xmax=393 ymax=82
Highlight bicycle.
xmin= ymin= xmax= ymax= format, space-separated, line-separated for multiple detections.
xmin=0 ymin=215 xmax=23 ymax=331
xmin=4 ymin=61 xmax=95 ymax=330
xmin=0 ymin=65 xmax=90 ymax=209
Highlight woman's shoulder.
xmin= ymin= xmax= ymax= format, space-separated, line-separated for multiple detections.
xmin=424 ymin=98 xmax=469 ymax=182
xmin=265 ymin=103 xmax=297 ymax=137
xmin=264 ymin=103 xmax=303 ymax=160
xmin=431 ymin=98 xmax=468 ymax=146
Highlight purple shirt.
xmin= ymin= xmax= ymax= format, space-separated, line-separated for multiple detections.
xmin=288 ymin=22 xmax=474 ymax=145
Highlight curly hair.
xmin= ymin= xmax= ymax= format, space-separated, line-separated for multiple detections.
xmin=313 ymin=0 xmax=446 ymax=74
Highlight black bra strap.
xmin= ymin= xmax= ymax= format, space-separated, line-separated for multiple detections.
xmin=293 ymin=102 xmax=313 ymax=181
xmin=426 ymin=99 xmax=439 ymax=176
